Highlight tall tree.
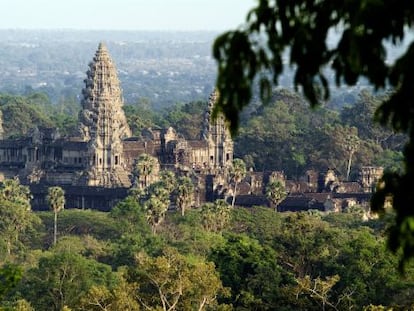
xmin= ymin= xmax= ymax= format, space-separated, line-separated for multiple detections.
xmin=133 ymin=248 xmax=226 ymax=311
xmin=0 ymin=177 xmax=32 ymax=209
xmin=159 ymin=170 xmax=177 ymax=193
xmin=213 ymin=0 xmax=414 ymax=266
xmin=133 ymin=153 xmax=158 ymax=189
xmin=175 ymin=176 xmax=194 ymax=217
xmin=342 ymin=126 xmax=361 ymax=181
xmin=47 ymin=186 xmax=65 ymax=246
xmin=229 ymin=158 xmax=246 ymax=208
xmin=79 ymin=277 xmax=140 ymax=311
xmin=294 ymin=275 xmax=341 ymax=311
xmin=0 ymin=178 xmax=38 ymax=256
xmin=265 ymin=179 xmax=287 ymax=211
xmin=325 ymin=124 xmax=361 ymax=180
xmin=144 ymin=182 xmax=170 ymax=234
xmin=201 ymin=199 xmax=232 ymax=233
xmin=19 ymin=250 xmax=115 ymax=311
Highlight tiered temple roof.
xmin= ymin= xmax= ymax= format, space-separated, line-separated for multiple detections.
xmin=77 ymin=42 xmax=132 ymax=187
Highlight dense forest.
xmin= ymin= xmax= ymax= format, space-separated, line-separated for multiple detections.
xmin=1 ymin=180 xmax=414 ymax=310
xmin=0 ymin=87 xmax=410 ymax=310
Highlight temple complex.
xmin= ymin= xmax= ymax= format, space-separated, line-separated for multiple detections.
xmin=0 ymin=43 xmax=382 ymax=212
xmin=0 ymin=43 xmax=234 ymax=209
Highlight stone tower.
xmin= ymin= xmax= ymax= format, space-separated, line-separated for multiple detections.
xmin=78 ymin=42 xmax=131 ymax=187
xmin=360 ymin=166 xmax=384 ymax=192
xmin=201 ymin=90 xmax=233 ymax=170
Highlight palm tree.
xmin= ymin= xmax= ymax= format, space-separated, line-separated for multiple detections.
xmin=230 ymin=158 xmax=246 ymax=208
xmin=214 ymin=199 xmax=232 ymax=231
xmin=144 ymin=182 xmax=170 ymax=234
xmin=265 ymin=180 xmax=287 ymax=212
xmin=47 ymin=186 xmax=65 ymax=245
xmin=201 ymin=199 xmax=231 ymax=232
xmin=159 ymin=170 xmax=177 ymax=193
xmin=134 ymin=153 xmax=158 ymax=189
xmin=0 ymin=177 xmax=32 ymax=209
xmin=136 ymin=154 xmax=152 ymax=188
xmin=201 ymin=203 xmax=215 ymax=232
xmin=176 ymin=176 xmax=194 ymax=216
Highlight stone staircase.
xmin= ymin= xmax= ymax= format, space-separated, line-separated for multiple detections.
xmin=114 ymin=168 xmax=131 ymax=188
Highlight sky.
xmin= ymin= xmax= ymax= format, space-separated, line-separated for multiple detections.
xmin=0 ymin=0 xmax=256 ymax=31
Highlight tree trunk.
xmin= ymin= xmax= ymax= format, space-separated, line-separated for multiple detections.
xmin=346 ymin=151 xmax=354 ymax=181
xmin=231 ymin=182 xmax=238 ymax=208
xmin=181 ymin=204 xmax=185 ymax=217
xmin=7 ymin=240 xmax=11 ymax=256
xmin=198 ymin=297 xmax=207 ymax=311
xmin=54 ymin=210 xmax=58 ymax=246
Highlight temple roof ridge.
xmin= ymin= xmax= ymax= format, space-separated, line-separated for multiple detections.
xmin=96 ymin=42 xmax=109 ymax=56
xmin=98 ymin=41 xmax=106 ymax=50
xmin=78 ymin=42 xmax=131 ymax=142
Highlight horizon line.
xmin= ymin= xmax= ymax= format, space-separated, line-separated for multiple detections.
xmin=0 ymin=27 xmax=226 ymax=33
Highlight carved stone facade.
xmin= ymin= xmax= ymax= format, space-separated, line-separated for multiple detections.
xmin=360 ymin=166 xmax=384 ymax=192
xmin=199 ymin=90 xmax=234 ymax=171
xmin=78 ymin=42 xmax=132 ymax=187
xmin=0 ymin=43 xmax=383 ymax=213
xmin=0 ymin=43 xmax=234 ymax=205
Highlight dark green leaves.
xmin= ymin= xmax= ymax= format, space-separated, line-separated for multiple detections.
xmin=214 ymin=0 xmax=414 ymax=268
xmin=0 ymin=264 xmax=22 ymax=300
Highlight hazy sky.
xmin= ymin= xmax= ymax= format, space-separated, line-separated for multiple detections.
xmin=1 ymin=0 xmax=256 ymax=31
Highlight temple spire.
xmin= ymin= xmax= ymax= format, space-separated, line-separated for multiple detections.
xmin=97 ymin=41 xmax=107 ymax=51
xmin=78 ymin=42 xmax=131 ymax=187
xmin=202 ymin=89 xmax=233 ymax=170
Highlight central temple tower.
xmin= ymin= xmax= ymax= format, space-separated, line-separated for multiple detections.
xmin=78 ymin=42 xmax=131 ymax=187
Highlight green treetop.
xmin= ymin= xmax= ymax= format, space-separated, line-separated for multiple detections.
xmin=214 ymin=0 xmax=414 ymax=268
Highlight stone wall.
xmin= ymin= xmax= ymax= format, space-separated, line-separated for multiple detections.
xmin=30 ymin=184 xmax=129 ymax=211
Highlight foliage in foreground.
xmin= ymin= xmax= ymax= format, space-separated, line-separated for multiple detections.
xmin=213 ymin=0 xmax=414 ymax=267
xmin=1 ymin=195 xmax=414 ymax=310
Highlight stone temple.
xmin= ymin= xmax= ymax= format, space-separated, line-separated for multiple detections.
xmin=0 ymin=43 xmax=234 ymax=209
xmin=78 ymin=42 xmax=132 ymax=187
xmin=0 ymin=43 xmax=383 ymax=212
